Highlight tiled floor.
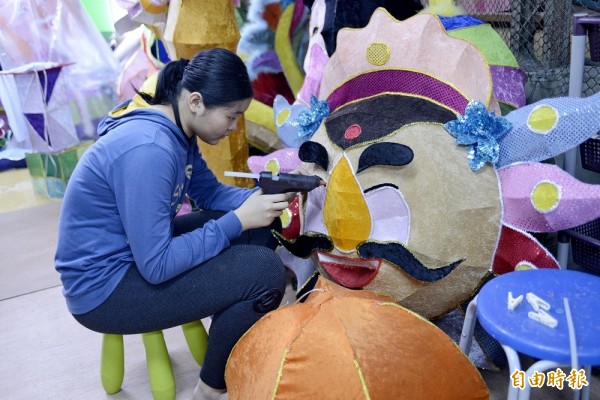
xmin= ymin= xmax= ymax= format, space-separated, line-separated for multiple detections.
xmin=0 ymin=167 xmax=597 ymax=399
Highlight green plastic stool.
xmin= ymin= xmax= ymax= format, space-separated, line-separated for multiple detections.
xmin=100 ymin=321 xmax=208 ymax=400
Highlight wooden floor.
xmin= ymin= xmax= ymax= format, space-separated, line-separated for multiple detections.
xmin=0 ymin=167 xmax=597 ymax=400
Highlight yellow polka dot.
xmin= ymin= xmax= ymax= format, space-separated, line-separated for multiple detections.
xmin=280 ymin=208 xmax=292 ymax=228
xmin=515 ymin=261 xmax=536 ymax=271
xmin=265 ymin=159 xmax=280 ymax=174
xmin=531 ymin=181 xmax=560 ymax=213
xmin=527 ymin=105 xmax=558 ymax=134
xmin=276 ymin=108 xmax=291 ymax=126
xmin=366 ymin=42 xmax=391 ymax=66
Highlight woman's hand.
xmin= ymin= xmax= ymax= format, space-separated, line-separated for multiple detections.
xmin=234 ymin=189 xmax=290 ymax=230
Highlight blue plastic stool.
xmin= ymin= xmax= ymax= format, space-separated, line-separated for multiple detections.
xmin=460 ymin=269 xmax=600 ymax=400
xmin=101 ymin=321 xmax=208 ymax=400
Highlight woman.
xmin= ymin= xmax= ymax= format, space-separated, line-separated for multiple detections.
xmin=55 ymin=48 xmax=291 ymax=399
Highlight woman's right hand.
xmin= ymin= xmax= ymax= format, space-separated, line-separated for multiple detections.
xmin=234 ymin=189 xmax=290 ymax=231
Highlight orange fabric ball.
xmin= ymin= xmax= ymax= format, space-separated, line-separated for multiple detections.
xmin=225 ymin=278 xmax=489 ymax=399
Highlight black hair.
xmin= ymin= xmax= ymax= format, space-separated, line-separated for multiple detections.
xmin=138 ymin=47 xmax=253 ymax=108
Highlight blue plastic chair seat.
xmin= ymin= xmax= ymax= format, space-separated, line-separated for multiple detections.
xmin=476 ymin=269 xmax=600 ymax=366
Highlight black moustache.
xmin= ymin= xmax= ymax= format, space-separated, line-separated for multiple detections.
xmin=275 ymin=230 xmax=462 ymax=283
xmin=271 ymin=230 xmax=333 ymax=258
xmin=357 ymin=241 xmax=463 ymax=283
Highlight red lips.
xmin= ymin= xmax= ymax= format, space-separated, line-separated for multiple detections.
xmin=317 ymin=252 xmax=381 ymax=288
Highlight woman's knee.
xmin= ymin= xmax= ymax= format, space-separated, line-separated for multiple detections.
xmin=253 ymin=248 xmax=286 ymax=313
xmin=231 ymin=245 xmax=286 ymax=292
xmin=250 ymin=246 xmax=286 ymax=287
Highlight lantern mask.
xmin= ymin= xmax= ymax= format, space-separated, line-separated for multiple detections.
xmin=276 ymin=10 xmax=600 ymax=320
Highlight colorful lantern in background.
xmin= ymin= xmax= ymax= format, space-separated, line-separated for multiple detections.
xmin=0 ymin=64 xmax=79 ymax=153
xmin=0 ymin=0 xmax=120 ymax=144
xmin=163 ymin=0 xmax=240 ymax=59
xmin=115 ymin=0 xmax=169 ymax=33
xmin=226 ymin=278 xmax=489 ymax=399
xmin=161 ymin=0 xmax=252 ymax=187
xmin=237 ymin=0 xmax=305 ymax=154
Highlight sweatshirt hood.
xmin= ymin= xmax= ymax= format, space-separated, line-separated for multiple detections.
xmin=97 ymin=97 xmax=190 ymax=147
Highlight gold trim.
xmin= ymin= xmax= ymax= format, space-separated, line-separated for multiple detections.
xmin=353 ymin=359 xmax=371 ymax=399
xmin=297 ymin=271 xmax=319 ymax=293
xmin=271 ymin=348 xmax=290 ymax=399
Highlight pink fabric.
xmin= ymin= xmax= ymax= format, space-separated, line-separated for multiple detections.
xmin=118 ymin=47 xmax=154 ymax=102
xmin=247 ymin=148 xmax=301 ymax=174
xmin=176 ymin=196 xmax=192 ymax=216
xmin=304 ymin=185 xmax=410 ymax=244
xmin=320 ymin=12 xmax=497 ymax=113
xmin=304 ymin=185 xmax=327 ymax=234
xmin=297 ymin=44 xmax=329 ymax=105
xmin=499 ymin=162 xmax=600 ymax=232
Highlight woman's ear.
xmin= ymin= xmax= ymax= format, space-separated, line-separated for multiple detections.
xmin=189 ymin=92 xmax=206 ymax=115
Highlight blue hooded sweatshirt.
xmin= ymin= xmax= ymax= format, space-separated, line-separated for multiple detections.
xmin=55 ymin=101 xmax=253 ymax=314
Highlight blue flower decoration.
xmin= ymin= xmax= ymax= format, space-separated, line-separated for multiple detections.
xmin=444 ymin=100 xmax=512 ymax=171
xmin=296 ymin=95 xmax=330 ymax=139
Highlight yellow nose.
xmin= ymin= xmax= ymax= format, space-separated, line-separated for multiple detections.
xmin=323 ymin=155 xmax=371 ymax=252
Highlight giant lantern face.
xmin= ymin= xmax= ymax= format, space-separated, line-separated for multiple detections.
xmin=276 ymin=10 xmax=600 ymax=320
xmin=301 ymin=115 xmax=502 ymax=319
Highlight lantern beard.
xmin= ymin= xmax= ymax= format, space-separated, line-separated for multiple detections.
xmin=274 ymin=231 xmax=463 ymax=286
xmin=273 ymin=231 xmax=464 ymax=288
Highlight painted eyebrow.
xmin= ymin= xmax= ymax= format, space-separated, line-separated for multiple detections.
xmin=298 ymin=141 xmax=329 ymax=171
xmin=357 ymin=142 xmax=414 ymax=173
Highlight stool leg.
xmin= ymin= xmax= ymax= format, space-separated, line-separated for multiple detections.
xmin=501 ymin=345 xmax=521 ymax=400
xmin=142 ymin=331 xmax=175 ymax=400
xmin=557 ymin=233 xmax=570 ymax=269
xmin=580 ymin=365 xmax=591 ymax=400
xmin=459 ymin=296 xmax=478 ymax=355
xmin=519 ymin=359 xmax=563 ymax=400
xmin=182 ymin=321 xmax=208 ymax=366
xmin=100 ymin=334 xmax=124 ymax=394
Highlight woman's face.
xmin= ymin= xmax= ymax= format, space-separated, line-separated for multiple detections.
xmin=189 ymin=97 xmax=252 ymax=145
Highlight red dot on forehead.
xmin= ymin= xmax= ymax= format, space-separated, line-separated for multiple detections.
xmin=344 ymin=124 xmax=362 ymax=140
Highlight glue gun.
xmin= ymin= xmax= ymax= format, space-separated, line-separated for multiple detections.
xmin=224 ymin=171 xmax=325 ymax=194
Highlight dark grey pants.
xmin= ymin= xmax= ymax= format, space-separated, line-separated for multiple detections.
xmin=74 ymin=210 xmax=286 ymax=389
